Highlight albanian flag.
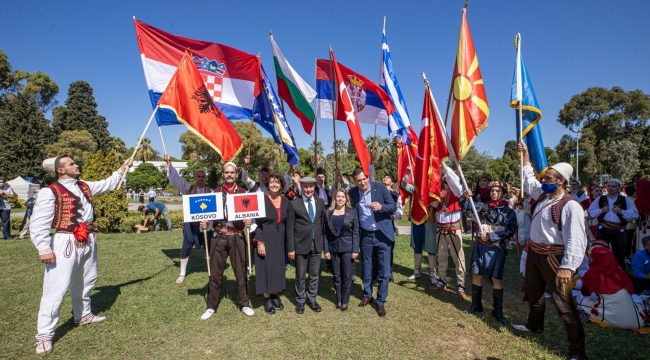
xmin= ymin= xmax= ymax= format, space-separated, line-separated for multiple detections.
xmin=157 ymin=51 xmax=243 ymax=161
xmin=449 ymin=7 xmax=489 ymax=161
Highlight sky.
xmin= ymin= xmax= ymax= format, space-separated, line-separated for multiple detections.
xmin=2 ymin=0 xmax=649 ymax=161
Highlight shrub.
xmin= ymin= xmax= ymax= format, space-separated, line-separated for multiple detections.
xmin=115 ymin=210 xmax=185 ymax=233
xmin=82 ymin=150 xmax=129 ymax=232
xmin=11 ymin=216 xmax=24 ymax=231
xmin=9 ymin=196 xmax=24 ymax=209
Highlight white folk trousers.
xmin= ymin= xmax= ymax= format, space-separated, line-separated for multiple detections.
xmin=36 ymin=233 xmax=98 ymax=340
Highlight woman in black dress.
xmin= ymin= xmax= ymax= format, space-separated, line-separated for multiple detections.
xmin=138 ymin=188 xmax=145 ymax=204
xmin=323 ymin=189 xmax=359 ymax=311
xmin=252 ymin=173 xmax=288 ymax=314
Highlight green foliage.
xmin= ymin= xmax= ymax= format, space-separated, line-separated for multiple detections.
xmin=603 ymin=139 xmax=640 ymax=183
xmin=557 ymin=86 xmax=650 ymax=183
xmin=45 ymin=130 xmax=97 ymax=167
xmin=207 ymin=167 xmax=220 ymax=189
xmin=503 ymin=140 xmax=517 ymax=160
xmin=544 ymin=147 xmax=559 ymax=165
xmin=127 ymin=162 xmax=166 ymax=191
xmin=82 ymin=150 xmax=128 ymax=232
xmin=447 ymin=146 xmax=493 ymax=187
xmin=132 ymin=137 xmax=161 ymax=162
xmin=51 ymin=80 xmax=112 ymax=153
xmin=0 ymin=50 xmax=59 ymax=110
xmin=10 ymin=196 xmax=24 ymax=209
xmin=0 ymin=92 xmax=54 ymax=182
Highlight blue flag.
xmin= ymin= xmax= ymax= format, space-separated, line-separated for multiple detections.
xmin=379 ymin=31 xmax=413 ymax=144
xmin=511 ymin=34 xmax=547 ymax=175
xmin=189 ymin=195 xmax=218 ymax=214
xmin=254 ymin=66 xmax=299 ymax=166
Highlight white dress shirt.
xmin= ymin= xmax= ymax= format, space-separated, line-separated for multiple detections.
xmin=587 ymin=195 xmax=638 ymax=223
xmin=30 ymin=171 xmax=123 ymax=254
xmin=522 ymin=164 xmax=586 ymax=271
xmin=437 ymin=167 xmax=464 ymax=224
xmin=302 ymin=194 xmax=316 ymax=216
xmin=167 ymin=165 xmax=212 ymax=194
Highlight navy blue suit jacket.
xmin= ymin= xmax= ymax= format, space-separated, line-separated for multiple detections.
xmin=348 ymin=181 xmax=396 ymax=241
xmin=323 ymin=208 xmax=360 ymax=254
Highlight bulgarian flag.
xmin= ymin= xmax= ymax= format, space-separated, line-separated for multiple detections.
xmin=270 ymin=34 xmax=317 ymax=135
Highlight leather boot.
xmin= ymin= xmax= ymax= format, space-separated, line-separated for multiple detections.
xmin=491 ymin=288 xmax=507 ymax=325
xmin=464 ymin=284 xmax=483 ymax=314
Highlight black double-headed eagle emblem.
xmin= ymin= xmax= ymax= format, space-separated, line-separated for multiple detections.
xmin=191 ymin=85 xmax=221 ymax=119
xmin=241 ymin=198 xmax=250 ymax=208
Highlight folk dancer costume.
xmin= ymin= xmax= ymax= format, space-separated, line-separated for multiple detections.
xmin=462 ymin=181 xmax=517 ymax=325
xmin=31 ymin=157 xmax=127 ymax=355
xmin=401 ymin=173 xmax=438 ymax=284
xmin=519 ymin=162 xmax=588 ymax=359
xmin=202 ymin=164 xmax=253 ymax=319
xmin=431 ymin=166 xmax=467 ymax=297
xmin=167 ymin=164 xmax=213 ymax=283
xmin=587 ymin=179 xmax=639 ymax=269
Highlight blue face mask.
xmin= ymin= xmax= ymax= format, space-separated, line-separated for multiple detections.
xmin=541 ymin=182 xmax=558 ymax=194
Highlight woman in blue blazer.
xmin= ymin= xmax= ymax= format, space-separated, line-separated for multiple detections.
xmin=323 ymin=189 xmax=360 ymax=311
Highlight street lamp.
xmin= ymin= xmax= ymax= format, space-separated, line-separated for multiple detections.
xmin=569 ymin=123 xmax=583 ymax=181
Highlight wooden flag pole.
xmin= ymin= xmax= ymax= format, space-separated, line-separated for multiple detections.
xmin=247 ymin=114 xmax=255 ymax=157
xmin=329 ymin=46 xmax=338 ymax=170
xmin=117 ymin=105 xmax=158 ymax=190
xmin=245 ymin=227 xmax=252 ymax=275
xmin=158 ymin=126 xmax=168 ymax=155
xmin=204 ymin=229 xmax=211 ymax=276
xmin=373 ymin=16 xmax=386 ymax=160
xmin=422 ymin=72 xmax=481 ymax=227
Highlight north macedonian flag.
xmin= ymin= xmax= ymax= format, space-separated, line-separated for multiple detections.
xmin=449 ymin=8 xmax=489 ymax=161
xmin=157 ymin=51 xmax=243 ymax=161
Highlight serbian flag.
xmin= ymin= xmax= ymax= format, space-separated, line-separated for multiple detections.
xmin=330 ymin=48 xmax=372 ymax=175
xmin=157 ymin=51 xmax=242 ymax=161
xmin=449 ymin=7 xmax=489 ymax=161
xmin=412 ymin=83 xmax=450 ymax=225
xmin=314 ymin=59 xmax=396 ymax=130
xmin=134 ymin=19 xmax=262 ymax=126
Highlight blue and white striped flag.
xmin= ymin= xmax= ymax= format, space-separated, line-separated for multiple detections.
xmin=379 ymin=31 xmax=413 ymax=144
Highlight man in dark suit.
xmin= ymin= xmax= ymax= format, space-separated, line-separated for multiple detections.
xmin=287 ymin=176 xmax=325 ymax=314
xmin=348 ymin=168 xmax=396 ymax=317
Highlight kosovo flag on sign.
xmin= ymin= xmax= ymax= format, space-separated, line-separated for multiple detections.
xmin=190 ymin=195 xmax=217 ymax=214
xmin=234 ymin=194 xmax=259 ymax=213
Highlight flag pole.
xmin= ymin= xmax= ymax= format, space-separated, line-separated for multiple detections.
xmin=204 ymin=229 xmax=211 ymax=276
xmin=329 ymin=46 xmax=338 ymax=171
xmin=248 ymin=54 xmax=262 ymax=158
xmin=158 ymin=126 xmax=167 ymax=155
xmin=117 ymin=105 xmax=158 ymax=190
xmin=444 ymin=3 xmax=468 ymax=130
xmin=421 ymin=72 xmax=481 ymax=226
xmin=519 ymin=101 xmax=524 ymax=198
xmin=372 ymin=16 xmax=386 ymax=159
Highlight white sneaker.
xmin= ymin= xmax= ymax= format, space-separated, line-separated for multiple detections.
xmin=407 ymin=272 xmax=421 ymax=281
xmin=76 ymin=314 xmax=106 ymax=326
xmin=35 ymin=339 xmax=52 ymax=356
xmin=176 ymin=275 xmax=186 ymax=284
xmin=200 ymin=309 xmax=215 ymax=320
xmin=241 ymin=306 xmax=255 ymax=316
xmin=430 ymin=275 xmax=438 ymax=285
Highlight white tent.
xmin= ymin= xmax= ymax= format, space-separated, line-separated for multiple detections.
xmin=7 ymin=176 xmax=40 ymax=200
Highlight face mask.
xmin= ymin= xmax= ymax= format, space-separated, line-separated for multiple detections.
xmin=541 ymin=182 xmax=558 ymax=194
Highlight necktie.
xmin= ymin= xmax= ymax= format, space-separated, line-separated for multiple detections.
xmin=308 ymin=198 xmax=315 ymax=239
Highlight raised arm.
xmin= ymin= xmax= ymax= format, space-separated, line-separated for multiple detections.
xmin=86 ymin=158 xmax=133 ymax=196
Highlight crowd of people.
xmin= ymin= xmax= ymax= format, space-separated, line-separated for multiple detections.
xmin=10 ymin=141 xmax=650 ymax=357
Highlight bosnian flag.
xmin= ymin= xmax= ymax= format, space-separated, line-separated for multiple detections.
xmin=314 ymin=59 xmax=395 ymax=128
xmin=134 ymin=19 xmax=262 ymax=126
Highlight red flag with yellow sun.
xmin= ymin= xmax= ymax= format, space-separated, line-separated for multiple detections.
xmin=449 ymin=7 xmax=489 ymax=161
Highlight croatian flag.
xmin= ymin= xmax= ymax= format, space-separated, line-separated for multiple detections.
xmin=134 ymin=19 xmax=262 ymax=126
xmin=314 ymin=59 xmax=395 ymax=127
xmin=379 ymin=31 xmax=417 ymax=145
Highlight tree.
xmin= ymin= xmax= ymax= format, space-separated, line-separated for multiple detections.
xmin=82 ymin=150 xmax=128 ymax=232
xmin=603 ymin=140 xmax=640 ymax=183
xmin=446 ymin=146 xmax=493 ymax=188
xmin=545 ymin=147 xmax=559 ymax=166
xmin=0 ymin=92 xmax=54 ymax=182
xmin=127 ymin=162 xmax=166 ymax=191
xmin=332 ymin=139 xmax=346 ymax=158
xmin=51 ymin=80 xmax=112 ymax=153
xmin=309 ymin=140 xmax=325 ymax=168
xmin=503 ymin=140 xmax=517 ymax=160
xmin=133 ymin=137 xmax=156 ymax=163
xmin=557 ymin=86 xmax=650 ymax=181
xmin=45 ymin=130 xmax=97 ymax=167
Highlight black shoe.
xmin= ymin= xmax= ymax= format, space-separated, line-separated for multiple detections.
xmin=335 ymin=303 xmax=342 ymax=309
xmin=263 ymin=298 xmax=276 ymax=315
xmin=463 ymin=284 xmax=484 ymax=314
xmin=295 ymin=304 xmax=304 ymax=314
xmin=340 ymin=304 xmax=348 ymax=311
xmin=270 ymin=295 xmax=284 ymax=310
xmin=5 ymin=235 xmax=14 ymax=240
xmin=308 ymin=301 xmax=322 ymax=312
xmin=491 ymin=288 xmax=507 ymax=325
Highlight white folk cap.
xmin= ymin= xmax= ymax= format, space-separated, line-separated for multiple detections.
xmin=42 ymin=157 xmax=57 ymax=175
xmin=549 ymin=162 xmax=573 ymax=181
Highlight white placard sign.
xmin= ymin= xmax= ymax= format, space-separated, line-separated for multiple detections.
xmin=182 ymin=193 xmax=224 ymax=223
xmin=226 ymin=192 xmax=266 ymax=220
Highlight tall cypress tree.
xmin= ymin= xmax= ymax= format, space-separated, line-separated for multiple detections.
xmin=52 ymin=80 xmax=112 ymax=153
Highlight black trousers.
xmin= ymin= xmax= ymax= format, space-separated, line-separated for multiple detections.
xmin=331 ymin=252 xmax=353 ymax=304
xmin=596 ymin=226 xmax=627 ymax=268
xmin=632 ymin=277 xmax=650 ymax=293
xmin=206 ymin=233 xmax=249 ymax=310
xmin=295 ymin=242 xmax=321 ymax=305
xmin=525 ymin=249 xmax=585 ymax=357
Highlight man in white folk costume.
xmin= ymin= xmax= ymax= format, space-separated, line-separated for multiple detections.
xmin=31 ymin=155 xmax=133 ymax=356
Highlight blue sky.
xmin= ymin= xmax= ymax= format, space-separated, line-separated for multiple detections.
xmin=2 ymin=0 xmax=649 ymax=160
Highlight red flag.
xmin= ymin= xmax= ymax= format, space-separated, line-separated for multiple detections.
xmin=157 ymin=51 xmax=243 ymax=161
xmin=397 ymin=127 xmax=418 ymax=206
xmin=450 ymin=8 xmax=489 ymax=160
xmin=412 ymin=84 xmax=449 ymax=224
xmin=330 ymin=48 xmax=371 ymax=176
xmin=233 ymin=194 xmax=260 ymax=213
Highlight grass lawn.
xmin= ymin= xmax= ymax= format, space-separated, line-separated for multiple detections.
xmin=1 ymin=233 xmax=648 ymax=359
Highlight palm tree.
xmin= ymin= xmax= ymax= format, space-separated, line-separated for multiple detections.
xmin=332 ymin=139 xmax=346 ymax=157
xmin=309 ymin=140 xmax=325 ymax=168
xmin=135 ymin=137 xmax=155 ymax=163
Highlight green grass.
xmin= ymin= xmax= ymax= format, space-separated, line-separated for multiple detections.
xmin=1 ymin=233 xmax=648 ymax=359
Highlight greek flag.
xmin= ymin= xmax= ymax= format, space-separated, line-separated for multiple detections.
xmin=379 ymin=31 xmax=412 ymax=144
